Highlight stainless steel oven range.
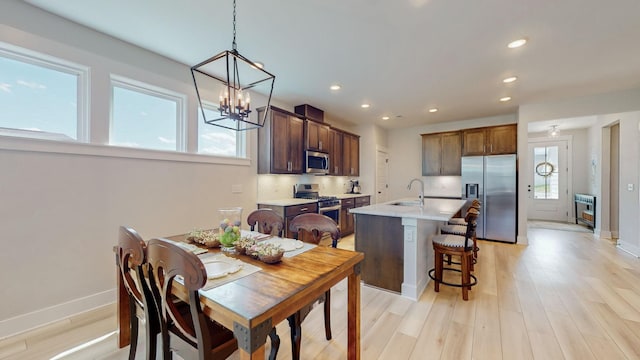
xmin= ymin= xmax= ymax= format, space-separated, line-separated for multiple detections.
xmin=293 ymin=184 xmax=341 ymax=225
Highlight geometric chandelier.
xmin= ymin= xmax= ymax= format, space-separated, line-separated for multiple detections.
xmin=190 ymin=0 xmax=275 ymax=131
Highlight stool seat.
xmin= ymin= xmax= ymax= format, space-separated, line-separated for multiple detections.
xmin=433 ymin=234 xmax=470 ymax=247
xmin=440 ymin=224 xmax=467 ymax=236
xmin=448 ymin=217 xmax=467 ymax=226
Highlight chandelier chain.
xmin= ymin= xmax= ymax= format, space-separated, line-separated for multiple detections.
xmin=232 ymin=0 xmax=237 ymax=51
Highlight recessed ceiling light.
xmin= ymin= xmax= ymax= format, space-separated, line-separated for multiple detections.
xmin=503 ymin=76 xmax=518 ymax=83
xmin=381 ymin=116 xmax=390 ymax=120
xmin=507 ymin=38 xmax=527 ymax=48
xmin=361 ymin=103 xmax=370 ymax=108
xmin=500 ymin=96 xmax=512 ymax=102
xmin=330 ymin=84 xmax=341 ymax=91
xmin=428 ymin=108 xmax=438 ymax=113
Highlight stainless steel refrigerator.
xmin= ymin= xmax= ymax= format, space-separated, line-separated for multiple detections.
xmin=461 ymin=155 xmax=517 ymax=243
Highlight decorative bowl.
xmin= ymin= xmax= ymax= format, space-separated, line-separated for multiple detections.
xmin=258 ymin=251 xmax=284 ymax=264
xmin=186 ymin=229 xmax=221 ymax=248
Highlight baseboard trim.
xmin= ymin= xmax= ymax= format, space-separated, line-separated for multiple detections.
xmin=517 ymin=235 xmax=528 ymax=245
xmin=617 ymin=240 xmax=640 ymax=258
xmin=0 ymin=289 xmax=116 ymax=339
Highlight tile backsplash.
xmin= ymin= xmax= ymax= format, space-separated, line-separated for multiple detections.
xmin=257 ymin=174 xmax=356 ymax=201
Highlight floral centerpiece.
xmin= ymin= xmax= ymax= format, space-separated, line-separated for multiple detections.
xmin=234 ymin=236 xmax=256 ymax=255
xmin=255 ymin=243 xmax=285 ymax=264
xmin=186 ymin=228 xmax=220 ymax=248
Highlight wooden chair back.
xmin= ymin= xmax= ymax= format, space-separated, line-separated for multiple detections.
xmin=463 ymin=208 xmax=479 ymax=250
xmin=146 ymin=238 xmax=235 ymax=359
xmin=289 ymin=213 xmax=340 ymax=247
xmin=116 ymin=226 xmax=159 ymax=360
xmin=247 ymin=208 xmax=284 ymax=236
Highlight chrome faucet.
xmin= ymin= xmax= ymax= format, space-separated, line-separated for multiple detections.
xmin=407 ymin=178 xmax=424 ymax=206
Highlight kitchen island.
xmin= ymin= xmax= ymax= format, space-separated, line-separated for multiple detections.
xmin=350 ymin=198 xmax=466 ymax=300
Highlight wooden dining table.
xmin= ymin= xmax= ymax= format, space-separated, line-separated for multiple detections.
xmin=116 ymin=233 xmax=364 ymax=359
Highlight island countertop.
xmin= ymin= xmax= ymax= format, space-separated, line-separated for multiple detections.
xmin=349 ymin=197 xmax=467 ymax=221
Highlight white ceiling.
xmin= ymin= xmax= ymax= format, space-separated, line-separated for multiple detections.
xmin=23 ymin=0 xmax=640 ymax=130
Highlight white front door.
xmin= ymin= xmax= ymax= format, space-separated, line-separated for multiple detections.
xmin=527 ymin=139 xmax=569 ymax=221
xmin=375 ymin=149 xmax=389 ymax=203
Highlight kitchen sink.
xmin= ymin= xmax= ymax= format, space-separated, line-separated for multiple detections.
xmin=389 ymin=200 xmax=423 ymax=206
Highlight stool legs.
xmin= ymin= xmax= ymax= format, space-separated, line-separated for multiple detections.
xmin=434 ymin=249 xmax=443 ymax=292
xmin=461 ymin=252 xmax=471 ymax=300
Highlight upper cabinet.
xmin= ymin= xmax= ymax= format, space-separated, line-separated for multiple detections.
xmin=257 ymin=106 xmax=305 ymax=174
xmin=462 ymin=124 xmax=517 ymax=156
xmin=305 ymin=120 xmax=330 ymax=152
xmin=329 ymin=128 xmax=343 ymax=175
xmin=343 ymin=132 xmax=360 ymax=176
xmin=421 ymin=131 xmax=462 ymax=176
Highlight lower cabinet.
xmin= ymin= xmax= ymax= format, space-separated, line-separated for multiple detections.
xmin=340 ymin=195 xmax=370 ymax=236
xmin=257 ymin=202 xmax=318 ymax=239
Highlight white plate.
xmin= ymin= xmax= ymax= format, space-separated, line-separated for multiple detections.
xmin=261 ymin=238 xmax=304 ymax=252
xmin=203 ymin=258 xmax=243 ymax=279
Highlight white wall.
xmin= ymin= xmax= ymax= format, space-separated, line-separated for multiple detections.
xmin=518 ymin=88 xmax=640 ymax=247
xmin=0 ymin=1 xmax=263 ymax=336
xmin=386 ymin=114 xmax=517 ymax=200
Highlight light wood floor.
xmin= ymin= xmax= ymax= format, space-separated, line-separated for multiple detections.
xmin=2 ymin=227 xmax=640 ymax=359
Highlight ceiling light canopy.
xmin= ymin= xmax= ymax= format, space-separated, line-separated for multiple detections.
xmin=548 ymin=125 xmax=560 ymax=137
xmin=191 ymin=0 xmax=275 ymax=131
xmin=507 ymin=38 xmax=527 ymax=48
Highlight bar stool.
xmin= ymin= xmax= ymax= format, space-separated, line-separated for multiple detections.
xmin=429 ymin=208 xmax=479 ymax=300
xmin=442 ymin=200 xmax=481 ymax=259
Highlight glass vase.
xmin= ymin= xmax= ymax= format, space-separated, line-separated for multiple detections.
xmin=219 ymin=207 xmax=242 ymax=253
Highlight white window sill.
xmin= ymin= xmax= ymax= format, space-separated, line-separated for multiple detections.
xmin=0 ymin=135 xmax=251 ymax=166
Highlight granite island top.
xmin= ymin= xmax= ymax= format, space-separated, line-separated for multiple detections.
xmin=349 ymin=197 xmax=466 ymax=221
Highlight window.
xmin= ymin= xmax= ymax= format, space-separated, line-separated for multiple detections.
xmin=110 ymin=77 xmax=185 ymax=151
xmin=198 ymin=104 xmax=246 ymax=157
xmin=0 ymin=45 xmax=87 ymax=141
xmin=533 ymin=145 xmax=559 ymax=199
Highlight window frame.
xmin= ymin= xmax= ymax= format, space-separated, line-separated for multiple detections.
xmin=197 ymin=101 xmax=247 ymax=158
xmin=0 ymin=41 xmax=89 ymax=142
xmin=109 ymin=75 xmax=186 ymax=152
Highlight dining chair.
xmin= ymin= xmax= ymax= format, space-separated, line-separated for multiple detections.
xmin=429 ymin=208 xmax=479 ymax=300
xmin=145 ymin=238 xmax=237 ymax=360
xmin=287 ymin=213 xmax=340 ymax=360
xmin=115 ymin=226 xmax=159 ymax=360
xmin=247 ymin=208 xmax=284 ymax=236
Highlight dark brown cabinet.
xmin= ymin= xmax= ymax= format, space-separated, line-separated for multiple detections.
xmin=462 ymin=124 xmax=517 ymax=156
xmin=329 ymin=128 xmax=343 ymax=175
xmin=421 ymin=131 xmax=462 ymax=176
xmin=257 ymin=202 xmax=318 ymax=239
xmin=305 ymin=120 xmax=330 ymax=152
xmin=257 ymin=106 xmax=305 ymax=174
xmin=342 ymin=133 xmax=360 ymax=176
xmin=340 ymin=195 xmax=370 ymax=236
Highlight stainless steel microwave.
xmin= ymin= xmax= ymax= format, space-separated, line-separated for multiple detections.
xmin=306 ymin=150 xmax=329 ymax=174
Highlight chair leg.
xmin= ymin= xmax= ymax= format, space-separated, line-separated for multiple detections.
xmin=434 ymin=249 xmax=443 ymax=292
xmin=446 ymin=254 xmax=452 ymax=265
xmin=128 ymin=300 xmax=138 ymax=360
xmin=288 ymin=313 xmax=302 ymax=360
xmin=461 ymin=252 xmax=470 ymax=301
xmin=268 ymin=327 xmax=280 ymax=360
xmin=324 ymin=290 xmax=332 ymax=340
xmin=473 ymin=236 xmax=479 ymax=259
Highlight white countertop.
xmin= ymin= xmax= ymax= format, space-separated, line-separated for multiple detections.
xmin=256 ymin=198 xmax=318 ymax=207
xmin=349 ymin=197 xmax=466 ymax=221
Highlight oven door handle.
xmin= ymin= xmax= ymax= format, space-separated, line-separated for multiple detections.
xmin=319 ymin=204 xmax=341 ymax=212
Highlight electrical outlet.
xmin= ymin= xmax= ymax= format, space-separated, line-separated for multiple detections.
xmin=628 ymin=184 xmax=634 ymax=191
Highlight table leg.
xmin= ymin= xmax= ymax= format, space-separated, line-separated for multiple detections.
xmin=238 ymin=344 xmax=266 ymax=360
xmin=348 ymin=265 xmax=361 ymax=360
xmin=116 ymin=259 xmax=131 ymax=348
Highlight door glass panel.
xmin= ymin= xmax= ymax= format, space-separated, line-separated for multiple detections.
xmin=533 ymin=145 xmax=559 ymax=199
